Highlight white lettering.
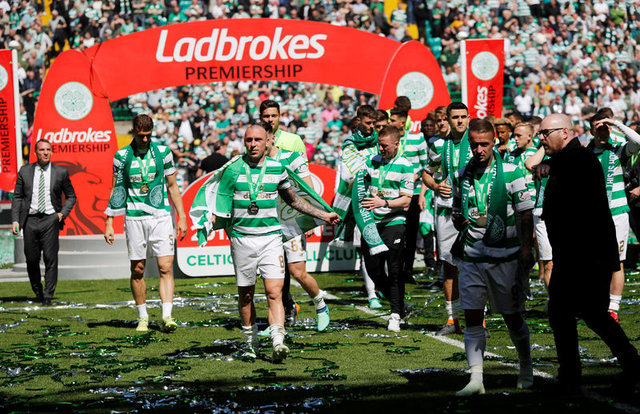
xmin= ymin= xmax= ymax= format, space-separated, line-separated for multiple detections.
xmin=249 ymin=36 xmax=271 ymax=60
xmin=194 ymin=29 xmax=219 ymax=62
xmin=215 ymin=28 xmax=238 ymax=61
xmin=37 ymin=128 xmax=113 ymax=144
xmin=307 ymin=34 xmax=327 ymax=59
xmin=288 ymin=34 xmax=309 ymax=59
xmin=155 ymin=30 xmax=173 ymax=63
xmin=155 ymin=27 xmax=328 ymax=63
xmin=235 ymin=35 xmax=254 ymax=60
xmin=174 ymin=37 xmax=196 ymax=62
xmin=475 ymin=86 xmax=488 ymax=118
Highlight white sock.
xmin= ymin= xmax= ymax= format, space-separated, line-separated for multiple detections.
xmin=609 ymin=294 xmax=622 ymax=312
xmin=242 ymin=324 xmax=258 ymax=348
xmin=162 ymin=302 xmax=173 ymax=319
xmin=453 ymin=299 xmax=461 ymax=319
xmin=445 ymin=301 xmax=454 ymax=320
xmin=313 ymin=291 xmax=327 ymax=311
xmin=464 ymin=325 xmax=486 ymax=382
xmin=361 ymin=258 xmax=377 ymax=300
xmin=470 ymin=364 xmax=483 ymax=383
xmin=270 ymin=324 xmax=285 ymax=347
xmin=136 ymin=304 xmax=148 ymax=319
xmin=507 ymin=320 xmax=532 ymax=368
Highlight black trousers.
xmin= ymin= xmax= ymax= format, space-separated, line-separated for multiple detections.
xmin=402 ymin=195 xmax=421 ymax=278
xmin=549 ymin=264 xmax=638 ymax=387
xmin=23 ymin=213 xmax=60 ymax=300
xmin=422 ymin=231 xmax=436 ymax=268
xmin=362 ymin=224 xmax=406 ymax=316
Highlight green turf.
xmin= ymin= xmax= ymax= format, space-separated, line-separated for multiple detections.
xmin=1 ymin=270 xmax=639 ymax=412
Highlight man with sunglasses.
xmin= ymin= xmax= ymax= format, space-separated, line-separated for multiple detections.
xmin=104 ymin=114 xmax=188 ymax=333
xmin=531 ymin=113 xmax=640 ymax=395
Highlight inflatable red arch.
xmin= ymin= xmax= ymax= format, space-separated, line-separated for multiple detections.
xmin=31 ymin=19 xmax=450 ymax=235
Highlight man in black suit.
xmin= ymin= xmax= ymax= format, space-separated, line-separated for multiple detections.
xmin=11 ymin=139 xmax=76 ymax=305
xmin=532 ymin=113 xmax=639 ymax=394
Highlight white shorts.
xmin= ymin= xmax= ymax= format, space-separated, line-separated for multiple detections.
xmin=459 ymin=259 xmax=526 ymax=314
xmin=613 ymin=212 xmax=629 ymax=261
xmin=533 ymin=215 xmax=552 ymax=261
xmin=435 ymin=212 xmax=459 ymax=266
xmin=125 ymin=215 xmax=175 ymax=261
xmin=283 ymin=234 xmax=306 ymax=263
xmin=230 ymin=234 xmax=285 ymax=287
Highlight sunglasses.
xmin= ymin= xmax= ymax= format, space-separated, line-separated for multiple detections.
xmin=136 ymin=132 xmax=153 ymax=138
xmin=537 ymin=127 xmax=564 ymax=138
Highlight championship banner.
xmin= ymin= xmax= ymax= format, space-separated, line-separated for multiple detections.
xmin=33 ymin=19 xmax=450 ymax=235
xmin=461 ymin=39 xmax=504 ymax=119
xmin=0 ymin=49 xmax=21 ymax=192
xmin=177 ymin=163 xmax=359 ymax=276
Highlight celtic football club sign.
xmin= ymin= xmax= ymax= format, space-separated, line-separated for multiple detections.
xmin=54 ymin=81 xmax=94 ymax=120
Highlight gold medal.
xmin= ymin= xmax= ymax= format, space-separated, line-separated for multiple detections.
xmin=476 ymin=215 xmax=488 ymax=227
xmin=140 ymin=183 xmax=150 ymax=194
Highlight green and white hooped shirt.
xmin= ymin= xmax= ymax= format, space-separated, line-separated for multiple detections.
xmin=112 ymin=144 xmax=176 ymax=219
xmin=453 ymin=161 xmax=534 ymax=263
xmin=401 ymin=131 xmax=429 ymax=195
xmin=592 ymin=143 xmax=630 ymax=216
xmin=231 ymin=156 xmax=291 ymax=238
xmin=365 ymin=153 xmax=415 ymax=227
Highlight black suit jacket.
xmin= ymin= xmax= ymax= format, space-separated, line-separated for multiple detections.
xmin=11 ymin=162 xmax=77 ymax=229
xmin=542 ymin=138 xmax=619 ymax=274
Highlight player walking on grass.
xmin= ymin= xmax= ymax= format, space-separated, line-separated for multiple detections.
xmin=423 ymin=102 xmax=470 ymax=335
xmin=264 ymin=126 xmax=331 ymax=332
xmin=452 ymin=118 xmax=534 ymax=396
xmin=587 ymin=110 xmax=640 ymax=322
xmin=360 ymin=126 xmax=414 ymax=332
xmin=260 ymin=99 xmax=306 ymax=325
xmin=104 ymin=114 xmax=188 ymax=333
xmin=203 ymin=123 xmax=339 ymax=361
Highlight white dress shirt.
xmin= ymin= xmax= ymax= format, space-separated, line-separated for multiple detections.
xmin=29 ymin=163 xmax=55 ymax=215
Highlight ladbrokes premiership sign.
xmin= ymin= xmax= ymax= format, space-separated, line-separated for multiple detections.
xmin=0 ymin=49 xmax=21 ymax=193
xmin=461 ymin=39 xmax=504 ymax=119
xmin=32 ymin=19 xmax=450 ymax=238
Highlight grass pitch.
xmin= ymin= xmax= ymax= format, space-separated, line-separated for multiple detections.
xmin=1 ymin=269 xmax=639 ymax=413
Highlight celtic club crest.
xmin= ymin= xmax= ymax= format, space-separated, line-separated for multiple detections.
xmin=362 ymin=223 xmax=383 ymax=246
xmin=54 ymin=82 xmax=93 ymax=120
xmin=110 ymin=187 xmax=127 ymax=208
xmin=395 ymin=72 xmax=434 ymax=110
xmin=470 ymin=52 xmax=500 ymax=81
xmin=0 ymin=65 xmax=8 ymax=92
xmin=149 ymin=185 xmax=164 ymax=208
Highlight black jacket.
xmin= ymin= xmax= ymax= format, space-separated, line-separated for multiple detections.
xmin=542 ymin=138 xmax=619 ymax=273
xmin=11 ymin=162 xmax=77 ymax=229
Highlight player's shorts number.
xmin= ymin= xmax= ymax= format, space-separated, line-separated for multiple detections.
xmin=279 ymin=255 xmax=285 ymax=269
xmin=290 ymin=240 xmax=299 ymax=252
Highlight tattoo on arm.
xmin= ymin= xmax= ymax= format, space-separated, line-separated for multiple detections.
xmin=279 ymin=187 xmax=325 ymax=219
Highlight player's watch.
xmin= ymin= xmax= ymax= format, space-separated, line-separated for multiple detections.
xmin=384 ymin=200 xmax=389 ymax=208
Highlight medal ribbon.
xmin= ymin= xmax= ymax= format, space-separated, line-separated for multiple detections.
xmin=461 ymin=152 xmax=508 ymax=246
xmin=244 ymin=157 xmax=268 ymax=205
xmin=137 ymin=149 xmax=152 ymax=185
xmin=375 ymin=150 xmax=402 ymax=198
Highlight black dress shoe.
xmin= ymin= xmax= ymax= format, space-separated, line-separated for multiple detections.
xmin=42 ymin=298 xmax=53 ymax=306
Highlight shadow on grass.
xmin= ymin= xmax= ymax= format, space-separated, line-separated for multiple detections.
xmin=0 ymin=296 xmax=39 ymax=302
xmin=1 ymin=370 xmax=636 ymax=413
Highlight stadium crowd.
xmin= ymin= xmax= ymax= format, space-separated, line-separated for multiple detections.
xmin=4 ymin=0 xmax=640 ymax=191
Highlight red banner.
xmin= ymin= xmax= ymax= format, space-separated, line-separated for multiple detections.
xmin=177 ymin=163 xmax=358 ymax=276
xmin=33 ymin=19 xmax=450 ymax=235
xmin=31 ymin=50 xmax=122 ymax=235
xmin=461 ymin=39 xmax=504 ymax=119
xmin=0 ymin=49 xmax=21 ymax=192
